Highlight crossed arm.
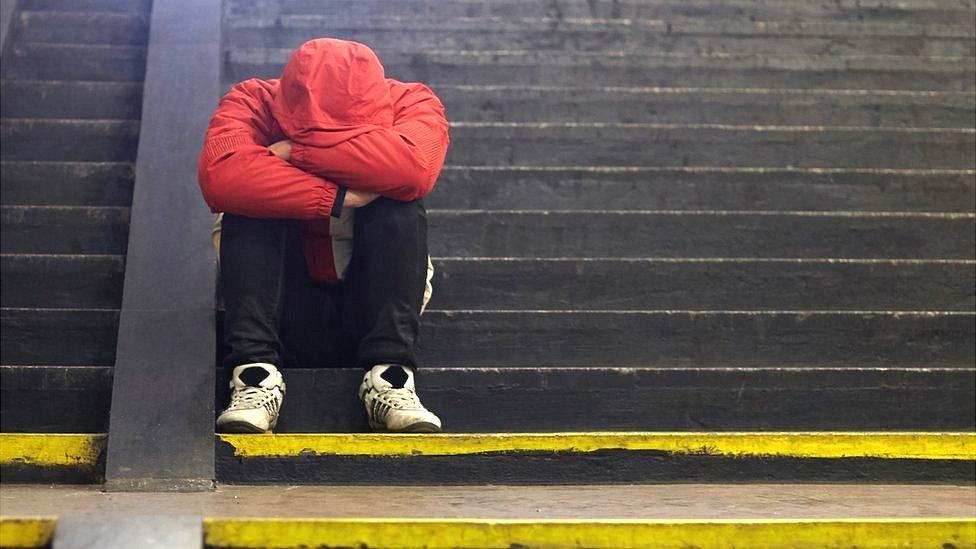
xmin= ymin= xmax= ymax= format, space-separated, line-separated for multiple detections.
xmin=198 ymin=78 xmax=449 ymax=219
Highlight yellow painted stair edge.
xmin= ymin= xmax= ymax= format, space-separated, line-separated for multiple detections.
xmin=0 ymin=517 xmax=56 ymax=548
xmin=203 ymin=517 xmax=976 ymax=549
xmin=217 ymin=432 xmax=976 ymax=459
xmin=0 ymin=434 xmax=105 ymax=467
xmin=2 ymin=433 xmax=975 ymax=466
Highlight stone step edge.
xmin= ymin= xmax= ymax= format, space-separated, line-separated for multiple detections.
xmin=3 ymin=433 xmax=973 ymax=469
xmin=2 ymin=516 xmax=974 ymax=549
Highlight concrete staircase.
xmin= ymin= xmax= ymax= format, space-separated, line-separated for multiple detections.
xmin=0 ymin=0 xmax=973 ymax=482
xmin=212 ymin=0 xmax=976 ymax=438
xmin=0 ymin=0 xmax=151 ymax=433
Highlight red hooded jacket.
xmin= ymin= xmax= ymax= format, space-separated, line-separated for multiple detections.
xmin=198 ymin=38 xmax=450 ymax=282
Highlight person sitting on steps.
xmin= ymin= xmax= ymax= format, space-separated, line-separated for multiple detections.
xmin=197 ymin=38 xmax=450 ymax=433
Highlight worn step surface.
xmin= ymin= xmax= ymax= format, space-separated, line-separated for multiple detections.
xmin=0 ymin=161 xmax=134 ymax=207
xmin=443 ymin=123 xmax=976 ymax=169
xmin=1 ymin=254 xmax=124 ymax=309
xmin=427 ymin=168 xmax=976 ymax=212
xmin=0 ymin=308 xmax=118 ymax=366
xmin=0 ymin=206 xmax=130 ymax=254
xmin=415 ymin=311 xmax=974 ymax=367
xmin=1 ymin=484 xmax=974 ymax=549
xmin=430 ymin=86 xmax=976 ymax=127
xmin=226 ymin=49 xmax=976 ymax=91
xmin=13 ymin=10 xmax=150 ymax=45
xmin=0 ymin=366 xmax=112 ymax=433
xmin=224 ymin=0 xmax=976 ymax=25
xmin=4 ymin=44 xmax=147 ymax=81
xmin=215 ymin=367 xmax=976 ymax=432
xmin=0 ymin=119 xmax=140 ymax=162
xmin=426 ymin=258 xmax=976 ymax=311
xmin=0 ymin=81 xmax=144 ymax=119
xmin=223 ymin=16 xmax=976 ymax=57
xmin=426 ymin=210 xmax=975 ymax=259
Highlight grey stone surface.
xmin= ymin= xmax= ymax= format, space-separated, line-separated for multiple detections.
xmin=53 ymin=515 xmax=202 ymax=549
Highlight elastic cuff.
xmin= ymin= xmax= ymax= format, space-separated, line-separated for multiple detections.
xmin=330 ymin=186 xmax=347 ymax=218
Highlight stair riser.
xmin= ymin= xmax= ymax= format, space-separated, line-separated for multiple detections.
xmin=427 ymin=170 xmax=976 ymax=212
xmin=433 ymin=90 xmax=976 ymax=128
xmin=15 ymin=12 xmax=149 ymax=45
xmin=1 ymin=120 xmax=140 ymax=162
xmin=416 ymin=312 xmax=975 ymax=366
xmin=0 ymin=366 xmax=111 ymax=432
xmin=1 ymin=207 xmax=129 ymax=254
xmin=5 ymin=45 xmax=146 ymax=81
xmin=225 ymin=0 xmax=976 ymax=25
xmin=1 ymin=81 xmax=143 ymax=119
xmin=444 ymin=127 xmax=975 ymax=169
xmin=0 ymin=162 xmax=134 ymax=207
xmin=427 ymin=213 xmax=976 ymax=259
xmin=1 ymin=255 xmax=124 ymax=309
xmin=8 ymin=310 xmax=968 ymax=368
xmin=217 ymin=451 xmax=974 ymax=484
xmin=16 ymin=0 xmax=150 ymax=12
xmin=224 ymin=27 xmax=976 ymax=57
xmin=0 ymin=309 xmax=118 ymax=366
xmin=211 ymin=368 xmax=976 ymax=432
xmin=226 ymin=56 xmax=975 ymax=92
xmin=427 ymin=260 xmax=976 ymax=311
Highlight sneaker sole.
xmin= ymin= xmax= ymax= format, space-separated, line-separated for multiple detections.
xmin=370 ymin=421 xmax=442 ymax=434
xmin=216 ymin=421 xmax=271 ymax=434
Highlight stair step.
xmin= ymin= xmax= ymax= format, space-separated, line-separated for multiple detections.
xmin=1 ymin=81 xmax=144 ymax=119
xmin=0 ymin=365 xmax=111 ymax=432
xmin=1 ymin=486 xmax=974 ymax=548
xmin=5 ymin=44 xmax=147 ymax=82
xmin=1 ymin=432 xmax=973 ymax=484
xmin=425 ymin=210 xmax=975 ymax=259
xmin=431 ymin=86 xmax=976 ymax=127
xmin=0 ymin=161 xmax=134 ymax=207
xmin=224 ymin=17 xmax=976 ymax=57
xmin=0 ymin=119 xmax=140 ymax=162
xmin=426 ymin=258 xmax=975 ymax=311
xmin=415 ymin=311 xmax=975 ymax=367
xmin=1 ymin=254 xmax=124 ymax=309
xmin=0 ymin=206 xmax=129 ymax=254
xmin=214 ymin=432 xmax=975 ymax=483
xmin=15 ymin=0 xmax=150 ymax=13
xmin=428 ymin=167 xmax=976 ymax=212
xmin=224 ymin=0 xmax=976 ymax=25
xmin=443 ymin=123 xmax=975 ymax=169
xmin=0 ymin=433 xmax=104 ymax=483
xmin=14 ymin=11 xmax=149 ymax=45
xmin=0 ymin=308 xmax=118 ymax=366
xmin=213 ymin=367 xmax=976 ymax=432
xmin=225 ymin=49 xmax=976 ymax=91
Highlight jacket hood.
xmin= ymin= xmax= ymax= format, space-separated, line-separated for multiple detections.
xmin=271 ymin=38 xmax=394 ymax=146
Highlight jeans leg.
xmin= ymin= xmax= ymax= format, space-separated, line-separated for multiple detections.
xmin=348 ymin=197 xmax=428 ymax=370
xmin=219 ymin=214 xmax=295 ymax=369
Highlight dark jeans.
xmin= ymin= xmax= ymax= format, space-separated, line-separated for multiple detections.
xmin=219 ymin=197 xmax=428 ymax=371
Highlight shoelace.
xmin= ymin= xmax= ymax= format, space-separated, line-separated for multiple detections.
xmin=380 ymin=387 xmax=423 ymax=409
xmin=226 ymin=386 xmax=277 ymax=412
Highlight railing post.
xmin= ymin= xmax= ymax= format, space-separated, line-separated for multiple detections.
xmin=104 ymin=0 xmax=222 ymax=491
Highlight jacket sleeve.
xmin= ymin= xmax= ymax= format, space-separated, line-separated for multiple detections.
xmin=289 ymin=81 xmax=450 ymax=202
xmin=198 ymin=79 xmax=343 ymax=220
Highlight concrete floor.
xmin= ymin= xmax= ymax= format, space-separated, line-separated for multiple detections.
xmin=1 ymin=484 xmax=974 ymax=519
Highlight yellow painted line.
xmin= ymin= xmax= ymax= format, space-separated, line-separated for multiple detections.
xmin=0 ymin=517 xmax=56 ymax=548
xmin=0 ymin=434 xmax=105 ymax=468
xmin=203 ymin=517 xmax=976 ymax=549
xmin=218 ymin=432 xmax=976 ymax=460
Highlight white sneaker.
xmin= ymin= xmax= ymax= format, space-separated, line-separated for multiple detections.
xmin=359 ymin=364 xmax=442 ymax=433
xmin=216 ymin=363 xmax=286 ymax=433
